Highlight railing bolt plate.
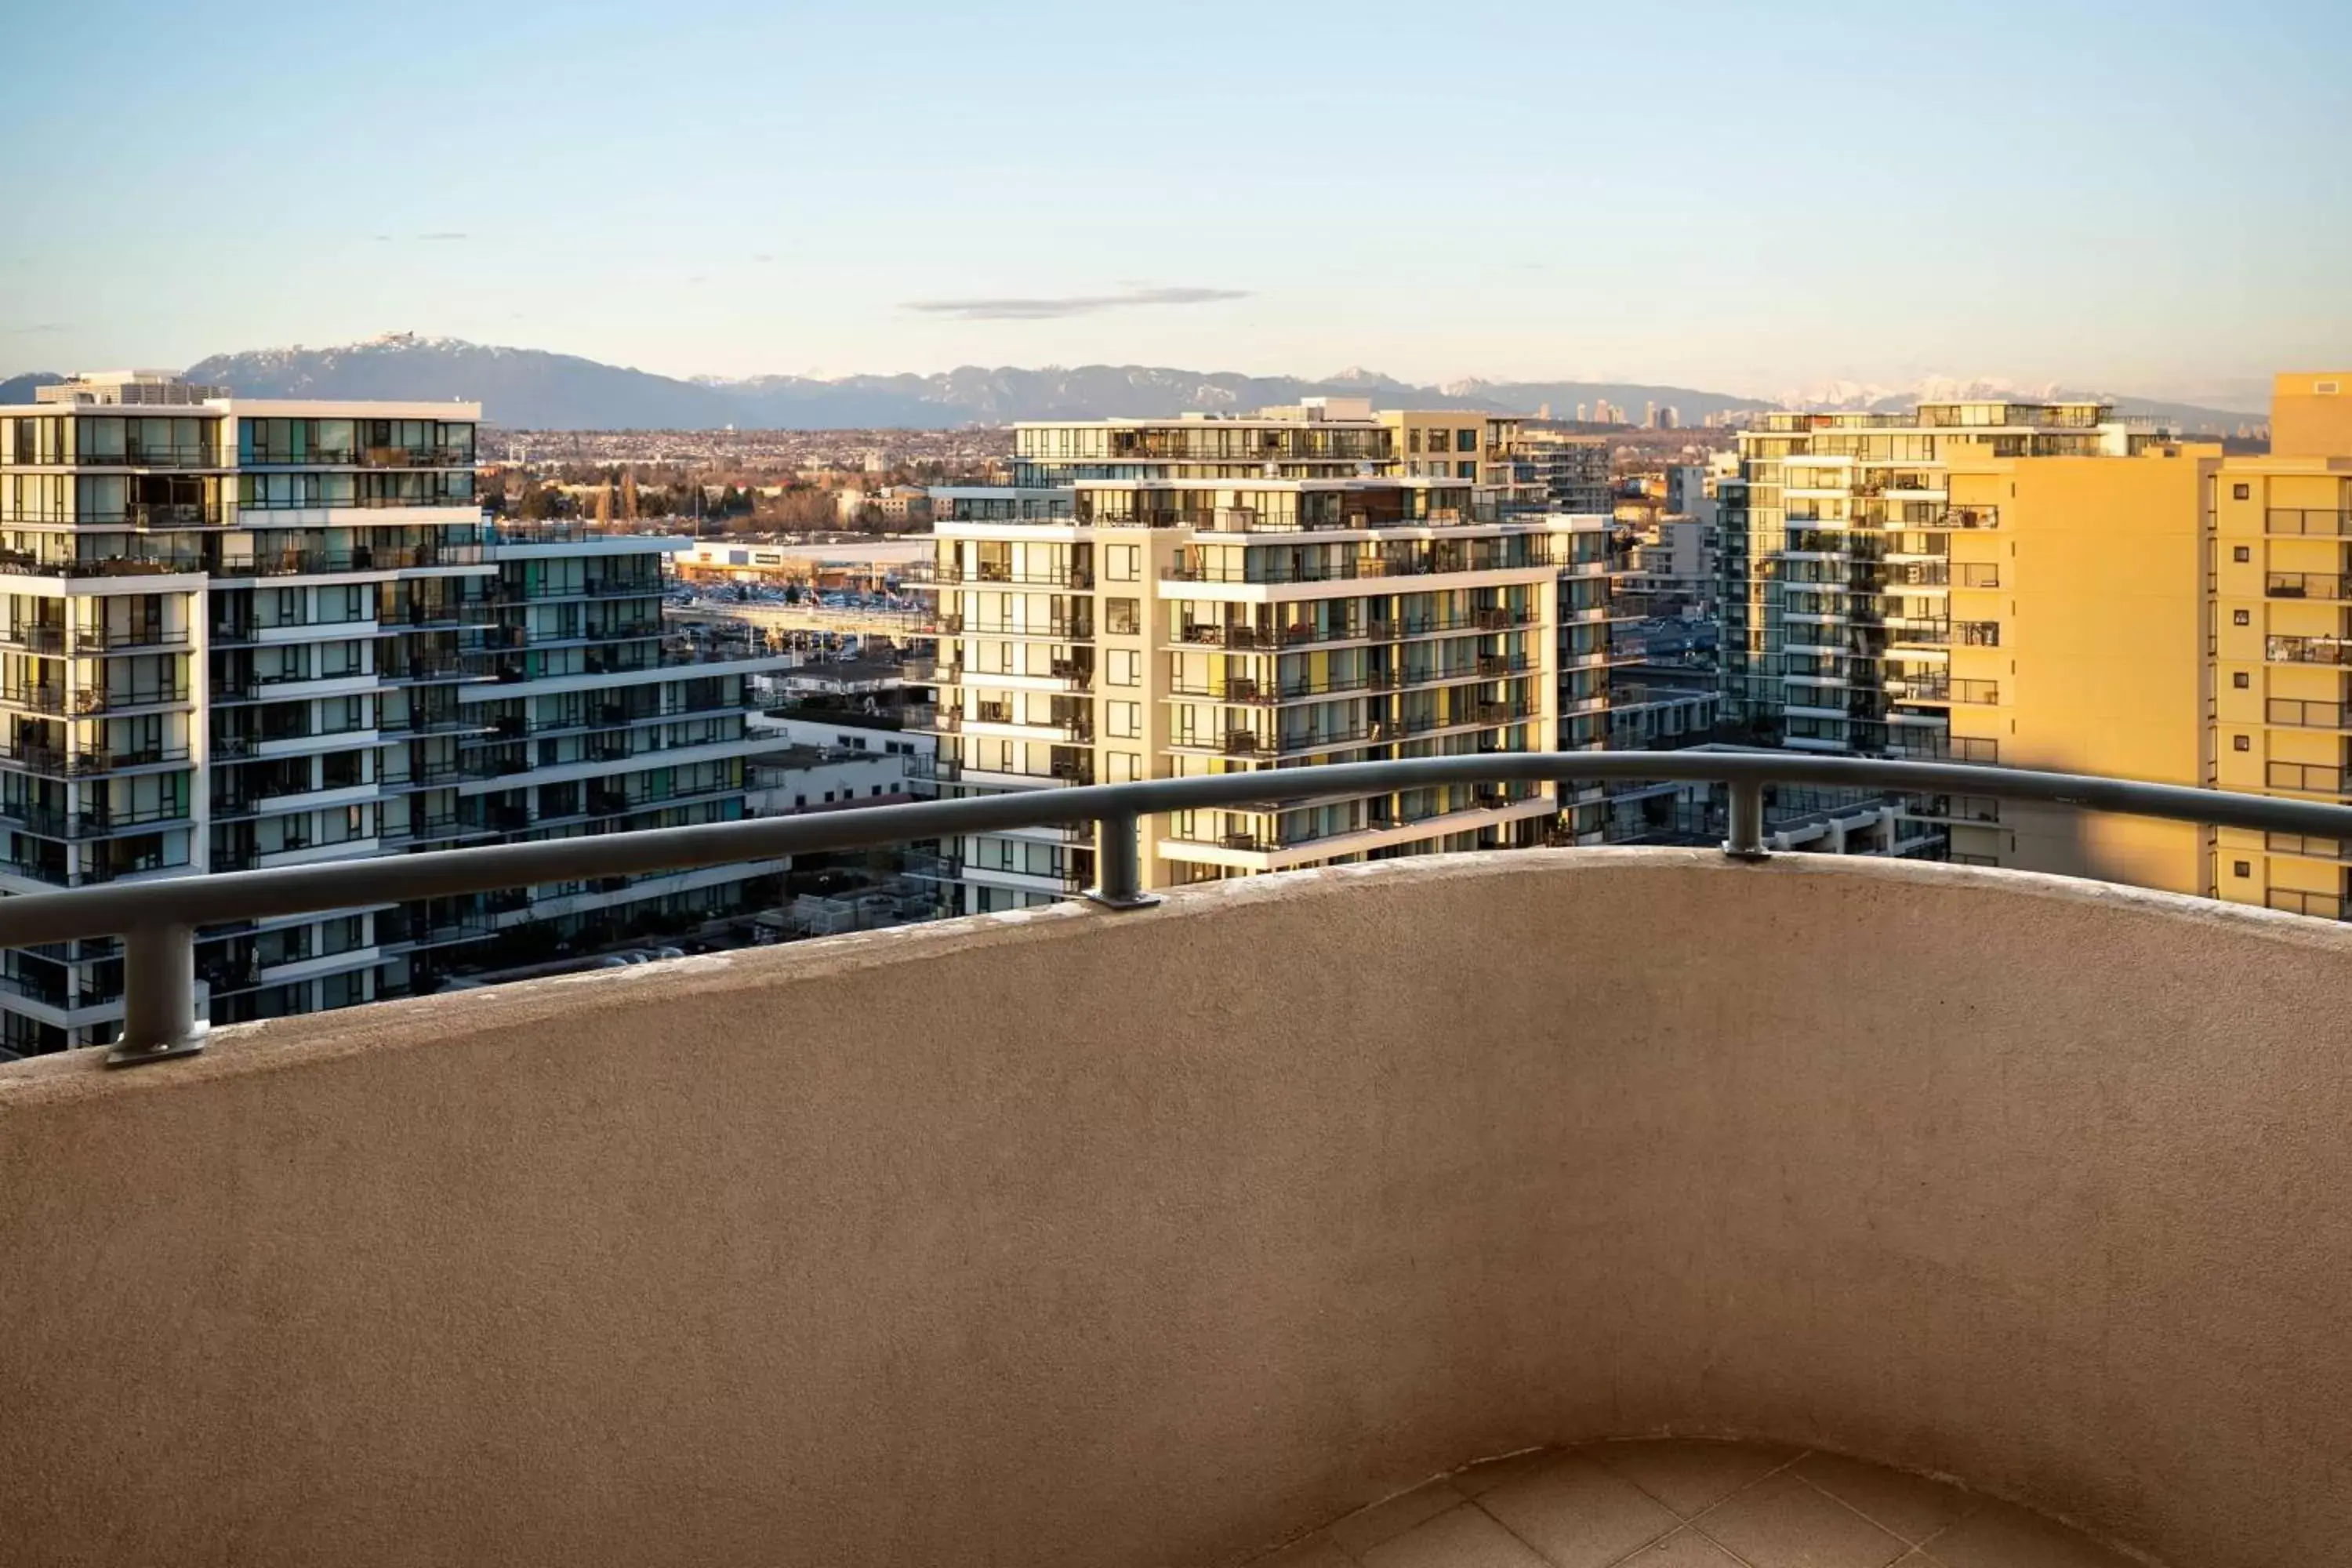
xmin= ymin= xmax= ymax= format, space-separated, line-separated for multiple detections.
xmin=104 ymin=1032 xmax=208 ymax=1069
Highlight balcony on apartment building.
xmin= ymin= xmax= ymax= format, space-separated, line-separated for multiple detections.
xmin=3 ymin=839 xmax=2344 ymax=1568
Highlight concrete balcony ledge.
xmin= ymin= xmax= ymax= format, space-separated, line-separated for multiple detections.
xmin=3 ymin=851 xmax=2349 ymax=1568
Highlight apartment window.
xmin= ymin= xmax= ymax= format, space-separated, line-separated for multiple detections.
xmin=1107 ymin=648 xmax=1141 ymax=687
xmin=1105 ymin=544 xmax=1140 ymax=582
xmin=1454 ymin=429 xmax=1477 ymax=453
xmin=2234 ymin=610 xmax=2250 ymax=626
xmin=1407 ymin=429 xmax=1423 ymax=454
xmin=2234 ymin=735 xmax=2251 ymax=751
xmin=1457 ymin=461 xmax=1476 ymax=480
xmin=1108 ymin=750 xmax=1142 ymax=782
xmin=2234 ymin=860 xmax=2252 ymax=877
xmin=2233 ymin=546 xmax=2251 ymax=562
xmin=2234 ymin=671 xmax=2251 ymax=688
xmin=318 ymin=641 xmax=362 ymax=677
xmin=2233 ymin=484 xmax=2250 ymax=500
xmin=1105 ymin=597 xmax=1139 ymax=636
xmin=1106 ymin=701 xmax=1141 ymax=739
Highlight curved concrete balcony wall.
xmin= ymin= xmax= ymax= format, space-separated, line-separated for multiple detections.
xmin=2 ymin=851 xmax=2348 ymax=1568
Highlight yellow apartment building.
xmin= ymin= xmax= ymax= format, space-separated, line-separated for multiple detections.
xmin=2267 ymin=370 xmax=2352 ymax=460
xmin=1725 ymin=376 xmax=2351 ymax=912
xmin=1940 ymin=446 xmax=2216 ymax=891
xmin=2210 ymin=384 xmax=2352 ymax=919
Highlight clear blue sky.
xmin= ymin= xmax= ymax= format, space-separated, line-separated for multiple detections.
xmin=5 ymin=0 xmax=2347 ymax=406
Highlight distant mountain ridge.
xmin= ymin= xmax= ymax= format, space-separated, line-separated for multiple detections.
xmin=0 ymin=372 xmax=64 ymax=404
xmin=0 ymin=336 xmax=2251 ymax=431
xmin=181 ymin=338 xmax=1781 ymax=430
xmin=1775 ymin=375 xmax=2268 ymax=427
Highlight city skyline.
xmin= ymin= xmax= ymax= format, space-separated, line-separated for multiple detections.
xmin=6 ymin=0 xmax=2349 ymax=404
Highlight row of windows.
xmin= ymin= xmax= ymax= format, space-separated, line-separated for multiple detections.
xmin=238 ymin=471 xmax=475 ymax=508
xmin=1 ymin=417 xmax=479 ymax=467
xmin=241 ymin=419 xmax=475 ymax=465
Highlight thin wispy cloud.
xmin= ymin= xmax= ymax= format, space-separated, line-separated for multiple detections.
xmin=416 ymin=231 xmax=471 ymax=241
xmin=2 ymin=323 xmax=69 ymax=335
xmin=904 ymin=285 xmax=1250 ymax=321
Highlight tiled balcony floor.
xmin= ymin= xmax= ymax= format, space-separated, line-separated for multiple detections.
xmin=1248 ymin=1441 xmax=2143 ymax=1568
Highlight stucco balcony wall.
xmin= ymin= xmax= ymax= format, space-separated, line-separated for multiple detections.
xmin=2 ymin=849 xmax=2347 ymax=1567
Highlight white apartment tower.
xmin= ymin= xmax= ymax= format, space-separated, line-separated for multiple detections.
xmin=924 ymin=402 xmax=1610 ymax=913
xmin=0 ymin=372 xmax=793 ymax=1054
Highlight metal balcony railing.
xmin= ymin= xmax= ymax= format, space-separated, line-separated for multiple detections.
xmin=2266 ymin=697 xmax=2347 ymax=729
xmin=13 ymin=754 xmax=2352 ymax=1069
xmin=2265 ymin=572 xmax=2352 ymax=601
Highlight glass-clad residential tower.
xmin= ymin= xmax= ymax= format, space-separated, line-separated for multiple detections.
xmin=0 ymin=372 xmax=793 ymax=1054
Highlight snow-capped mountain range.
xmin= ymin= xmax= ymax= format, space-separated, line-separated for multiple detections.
xmin=1 ymin=335 xmax=2263 ymax=431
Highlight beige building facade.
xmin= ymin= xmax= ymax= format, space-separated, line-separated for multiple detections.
xmin=924 ymin=406 xmax=1610 ymax=913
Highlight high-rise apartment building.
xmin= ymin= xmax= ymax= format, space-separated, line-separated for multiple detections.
xmin=1720 ymin=379 xmax=2352 ymax=910
xmin=1381 ymin=408 xmax=1488 ymax=481
xmin=0 ymin=373 xmax=794 ymax=1053
xmin=1720 ymin=400 xmax=2148 ymax=742
xmin=2211 ymin=376 xmax=2352 ymax=920
xmin=1718 ymin=399 xmax=2183 ymax=866
xmin=2267 ymin=370 xmax=2352 ymax=461
xmin=1511 ymin=429 xmax=1613 ymax=515
xmin=923 ymin=401 xmax=1610 ymax=913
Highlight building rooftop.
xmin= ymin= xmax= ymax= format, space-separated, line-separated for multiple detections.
xmin=32 ymin=368 xmax=226 ymax=405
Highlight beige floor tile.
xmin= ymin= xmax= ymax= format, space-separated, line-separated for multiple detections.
xmin=1475 ymin=1453 xmax=1680 ymax=1568
xmin=1254 ymin=1530 xmax=1356 ymax=1567
xmin=1918 ymin=1500 xmax=2140 ymax=1568
xmin=1695 ymin=1468 xmax=1909 ymax=1568
xmin=1617 ymin=1526 xmax=1752 ymax=1566
xmin=1454 ymin=1448 xmax=1559 ymax=1498
xmin=1359 ymin=1504 xmax=1551 ymax=1568
xmin=1590 ymin=1439 xmax=1798 ymax=1518
xmin=1792 ymin=1453 xmax=1978 ymax=1545
xmin=1328 ymin=1479 xmax=1466 ymax=1558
